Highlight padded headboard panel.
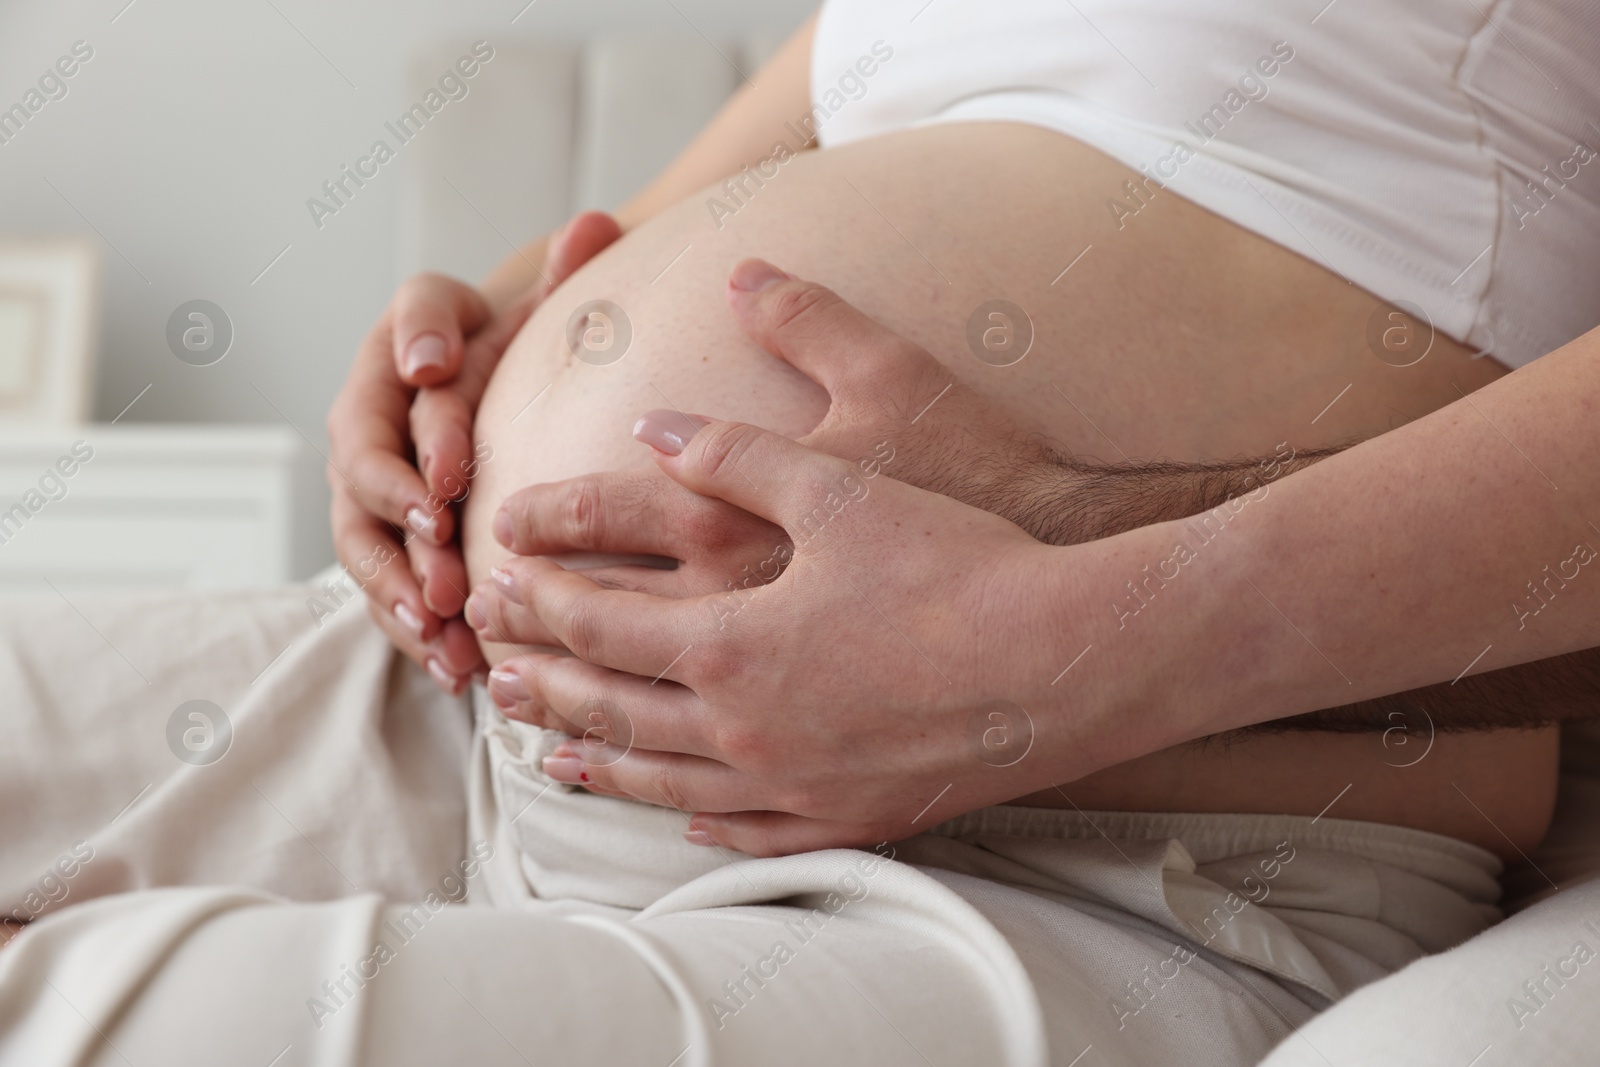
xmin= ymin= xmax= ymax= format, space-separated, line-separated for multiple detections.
xmin=398 ymin=34 xmax=787 ymax=284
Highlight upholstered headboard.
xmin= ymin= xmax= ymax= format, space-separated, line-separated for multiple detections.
xmin=397 ymin=35 xmax=786 ymax=284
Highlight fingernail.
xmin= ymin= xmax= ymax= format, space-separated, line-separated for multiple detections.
xmin=543 ymin=756 xmax=587 ymax=784
xmin=729 ymin=259 xmax=790 ymax=293
xmin=426 ymin=657 xmax=461 ymax=694
xmin=487 ymin=667 xmax=529 ymax=702
xmin=683 ymin=829 xmax=716 ymax=847
xmin=403 ymin=334 xmax=449 ymax=377
xmin=633 ymin=410 xmax=710 ymax=456
xmin=551 ymin=741 xmax=577 ymax=760
xmin=406 ymin=506 xmax=441 ymax=544
xmin=490 ymin=565 xmax=523 ymax=605
xmin=394 ymin=601 xmax=425 ymax=637
xmin=464 ymin=593 xmax=488 ymax=630
xmin=421 ymin=577 xmax=450 ymax=616
xmin=493 ymin=508 xmax=514 ymax=547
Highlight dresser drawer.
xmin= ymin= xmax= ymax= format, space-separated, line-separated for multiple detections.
xmin=0 ymin=426 xmax=306 ymax=594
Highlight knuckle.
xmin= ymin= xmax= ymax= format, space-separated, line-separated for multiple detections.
xmin=777 ymin=778 xmax=823 ymax=817
xmin=687 ymin=636 xmax=739 ymax=688
xmin=558 ymin=599 xmax=601 ymax=662
xmin=648 ymin=764 xmax=692 ymax=813
xmin=864 ymin=340 xmax=943 ymax=411
xmin=611 ymin=469 xmax=663 ymax=516
xmin=693 ymin=422 xmax=762 ymax=483
xmin=679 ymin=500 xmax=740 ymax=553
xmin=766 ymin=283 xmax=840 ymax=337
xmin=562 ymin=477 xmax=608 ymax=547
xmin=714 ymin=721 xmax=770 ymax=771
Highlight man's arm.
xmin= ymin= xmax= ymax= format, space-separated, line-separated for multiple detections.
xmin=1101 ymin=325 xmax=1600 ymax=744
xmin=1023 ymin=446 xmax=1600 ymax=730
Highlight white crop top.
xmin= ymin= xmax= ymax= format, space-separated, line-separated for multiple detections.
xmin=811 ymin=0 xmax=1600 ymax=368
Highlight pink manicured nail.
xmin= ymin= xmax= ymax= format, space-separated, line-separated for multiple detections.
xmin=403 ymin=334 xmax=449 ymax=377
xmin=633 ymin=410 xmax=709 ymax=456
xmin=728 ymin=259 xmax=789 ymax=292
xmin=426 ymin=657 xmax=461 ymax=694
xmin=487 ymin=667 xmax=529 ymax=702
xmin=493 ymin=508 xmax=514 ymax=547
xmin=683 ymin=830 xmax=715 ymax=847
xmin=464 ymin=593 xmax=488 ymax=630
xmin=393 ymin=601 xmax=425 ymax=637
xmin=490 ymin=566 xmax=522 ymax=605
xmin=405 ymin=506 xmax=441 ymax=544
xmin=543 ymin=756 xmax=586 ymax=784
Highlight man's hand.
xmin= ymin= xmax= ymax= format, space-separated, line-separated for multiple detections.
xmin=479 ymin=415 xmax=1093 ymax=857
xmin=328 ymin=212 xmax=621 ymax=691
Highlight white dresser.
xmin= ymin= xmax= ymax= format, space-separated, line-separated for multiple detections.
xmin=0 ymin=426 xmax=309 ymax=594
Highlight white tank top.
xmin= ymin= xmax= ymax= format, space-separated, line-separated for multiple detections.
xmin=811 ymin=0 xmax=1600 ymax=368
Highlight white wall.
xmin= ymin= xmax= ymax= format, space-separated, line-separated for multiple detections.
xmin=0 ymin=0 xmax=812 ymax=573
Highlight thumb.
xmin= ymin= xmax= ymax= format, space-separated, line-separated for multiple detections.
xmin=392 ymin=273 xmax=491 ymax=386
xmin=542 ymin=211 xmax=623 ymax=294
xmin=631 ymin=411 xmax=860 ymax=535
xmin=725 ymin=258 xmax=950 ymax=427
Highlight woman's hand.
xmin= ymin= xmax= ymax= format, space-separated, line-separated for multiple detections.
xmin=469 ymin=259 xmax=1064 ymax=652
xmin=327 ymin=212 xmax=621 ymax=691
xmin=479 ymin=412 xmax=1110 ymax=856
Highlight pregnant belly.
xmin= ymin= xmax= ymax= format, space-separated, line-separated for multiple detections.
xmin=465 ymin=121 xmax=1557 ymax=857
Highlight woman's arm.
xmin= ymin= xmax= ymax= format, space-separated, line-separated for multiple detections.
xmin=330 ymin=13 xmax=819 ymax=689
xmin=478 ymin=13 xmax=818 ymax=307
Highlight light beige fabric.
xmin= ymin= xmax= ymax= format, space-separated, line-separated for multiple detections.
xmin=1257 ymin=876 xmax=1600 ymax=1066
xmin=0 ymin=585 xmax=472 ymax=910
xmin=0 ymin=583 xmax=1508 ymax=1066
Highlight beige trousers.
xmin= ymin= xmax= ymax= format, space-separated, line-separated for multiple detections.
xmin=0 ymin=582 xmax=1503 ymax=1066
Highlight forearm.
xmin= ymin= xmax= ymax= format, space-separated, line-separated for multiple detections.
xmin=1024 ymin=441 xmax=1598 ymax=729
xmin=1075 ymin=326 xmax=1600 ymax=744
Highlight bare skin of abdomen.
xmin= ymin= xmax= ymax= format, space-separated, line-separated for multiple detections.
xmin=464 ymin=122 xmax=1559 ymax=860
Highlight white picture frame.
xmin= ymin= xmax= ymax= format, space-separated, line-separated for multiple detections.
xmin=0 ymin=238 xmax=98 ymax=425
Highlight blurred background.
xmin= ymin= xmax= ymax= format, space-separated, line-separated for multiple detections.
xmin=0 ymin=0 xmax=811 ymax=587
